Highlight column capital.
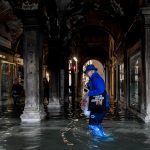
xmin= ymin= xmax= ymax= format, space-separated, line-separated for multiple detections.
xmin=13 ymin=0 xmax=39 ymax=11
xmin=22 ymin=10 xmax=40 ymax=28
xmin=12 ymin=1 xmax=41 ymax=28
xmin=141 ymin=6 xmax=150 ymax=25
xmin=142 ymin=6 xmax=150 ymax=14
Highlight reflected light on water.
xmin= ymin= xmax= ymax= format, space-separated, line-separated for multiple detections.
xmin=1 ymin=114 xmax=150 ymax=150
xmin=20 ymin=123 xmax=41 ymax=150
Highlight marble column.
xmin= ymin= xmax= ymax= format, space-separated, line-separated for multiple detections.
xmin=20 ymin=12 xmax=45 ymax=122
xmin=142 ymin=6 xmax=150 ymax=122
xmin=0 ymin=60 xmax=2 ymax=114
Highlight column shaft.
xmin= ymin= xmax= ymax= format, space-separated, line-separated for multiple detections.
xmin=21 ymin=27 xmax=45 ymax=122
xmin=142 ymin=6 xmax=150 ymax=122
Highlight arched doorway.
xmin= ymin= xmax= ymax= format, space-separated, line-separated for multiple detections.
xmin=81 ymin=59 xmax=105 ymax=99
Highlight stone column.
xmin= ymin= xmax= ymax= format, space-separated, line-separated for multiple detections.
xmin=0 ymin=60 xmax=2 ymax=114
xmin=142 ymin=6 xmax=150 ymax=122
xmin=20 ymin=11 xmax=45 ymax=122
xmin=60 ymin=69 xmax=65 ymax=101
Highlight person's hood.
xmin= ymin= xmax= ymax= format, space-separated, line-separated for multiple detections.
xmin=90 ymin=71 xmax=100 ymax=79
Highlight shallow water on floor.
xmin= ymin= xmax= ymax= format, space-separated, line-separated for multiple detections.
xmin=0 ymin=116 xmax=150 ymax=150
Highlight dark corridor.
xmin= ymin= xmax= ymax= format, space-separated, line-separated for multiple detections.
xmin=0 ymin=0 xmax=150 ymax=123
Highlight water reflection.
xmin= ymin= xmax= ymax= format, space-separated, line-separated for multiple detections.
xmin=0 ymin=115 xmax=150 ymax=150
xmin=143 ymin=123 xmax=150 ymax=144
xmin=60 ymin=118 xmax=114 ymax=149
xmin=20 ymin=122 xmax=41 ymax=150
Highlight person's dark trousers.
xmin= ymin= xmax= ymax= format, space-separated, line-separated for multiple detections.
xmin=89 ymin=111 xmax=107 ymax=125
xmin=88 ymin=111 xmax=107 ymax=137
xmin=13 ymin=96 xmax=21 ymax=112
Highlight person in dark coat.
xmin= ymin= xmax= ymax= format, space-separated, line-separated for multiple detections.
xmin=11 ymin=78 xmax=24 ymax=111
xmin=43 ymin=77 xmax=49 ymax=105
xmin=83 ymin=64 xmax=109 ymax=137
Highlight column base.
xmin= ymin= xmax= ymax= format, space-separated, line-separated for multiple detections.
xmin=144 ymin=115 xmax=150 ymax=123
xmin=20 ymin=109 xmax=46 ymax=123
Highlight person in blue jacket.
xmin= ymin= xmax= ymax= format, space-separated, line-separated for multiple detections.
xmin=84 ymin=64 xmax=109 ymax=138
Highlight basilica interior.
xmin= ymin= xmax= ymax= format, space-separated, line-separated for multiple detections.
xmin=0 ymin=0 xmax=150 ymax=123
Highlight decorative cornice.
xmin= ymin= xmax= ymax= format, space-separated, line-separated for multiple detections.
xmin=141 ymin=6 xmax=150 ymax=15
xmin=141 ymin=6 xmax=150 ymax=25
xmin=0 ymin=36 xmax=11 ymax=49
xmin=13 ymin=0 xmax=39 ymax=10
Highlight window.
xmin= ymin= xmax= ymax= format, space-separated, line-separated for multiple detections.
xmin=119 ymin=64 xmax=124 ymax=97
xmin=1 ymin=61 xmax=16 ymax=99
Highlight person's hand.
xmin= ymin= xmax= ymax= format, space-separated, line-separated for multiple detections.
xmin=80 ymin=93 xmax=89 ymax=108
xmin=80 ymin=99 xmax=88 ymax=109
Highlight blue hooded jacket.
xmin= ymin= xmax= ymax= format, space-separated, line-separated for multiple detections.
xmin=88 ymin=71 xmax=109 ymax=108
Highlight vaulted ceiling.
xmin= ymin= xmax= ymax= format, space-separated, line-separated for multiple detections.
xmin=0 ymin=0 xmax=23 ymax=45
xmin=0 ymin=0 xmax=145 ymax=60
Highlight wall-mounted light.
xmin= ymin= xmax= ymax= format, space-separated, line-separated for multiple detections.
xmin=73 ymin=57 xmax=78 ymax=62
xmin=0 ymin=54 xmax=6 ymax=59
xmin=69 ymin=59 xmax=72 ymax=63
xmin=46 ymin=71 xmax=50 ymax=82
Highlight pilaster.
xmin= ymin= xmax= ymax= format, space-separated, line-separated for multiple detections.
xmin=142 ymin=6 xmax=150 ymax=122
xmin=20 ymin=9 xmax=45 ymax=122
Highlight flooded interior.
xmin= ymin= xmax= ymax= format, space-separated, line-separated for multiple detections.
xmin=0 ymin=108 xmax=150 ymax=150
xmin=0 ymin=1 xmax=150 ymax=149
